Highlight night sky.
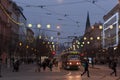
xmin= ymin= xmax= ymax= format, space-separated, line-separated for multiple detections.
xmin=13 ymin=0 xmax=118 ymax=43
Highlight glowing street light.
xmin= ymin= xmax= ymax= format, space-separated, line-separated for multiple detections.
xmin=91 ymin=26 xmax=94 ymax=29
xmin=19 ymin=42 xmax=22 ymax=46
xmin=99 ymin=25 xmax=103 ymax=29
xmin=37 ymin=24 xmax=41 ymax=28
xmin=50 ymin=36 xmax=54 ymax=40
xmin=84 ymin=37 xmax=87 ymax=40
xmin=90 ymin=37 xmax=93 ymax=40
xmin=47 ymin=24 xmax=51 ymax=29
xmin=97 ymin=36 xmax=100 ymax=40
xmin=87 ymin=41 xmax=90 ymax=44
xmin=28 ymin=24 xmax=32 ymax=27
xmin=56 ymin=25 xmax=60 ymax=29
xmin=39 ymin=35 xmax=42 ymax=39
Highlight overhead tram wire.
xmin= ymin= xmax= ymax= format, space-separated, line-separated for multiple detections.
xmin=15 ymin=0 xmax=107 ymax=14
xmin=15 ymin=0 xmax=108 ymax=15
xmin=42 ymin=8 xmax=81 ymax=27
xmin=15 ymin=0 xmax=107 ymax=27
xmin=15 ymin=0 xmax=87 ymax=7
xmin=41 ymin=0 xmax=86 ymax=7
xmin=30 ymin=27 xmax=60 ymax=33
xmin=25 ymin=5 xmax=81 ymax=27
xmin=14 ymin=0 xmax=107 ymax=28
xmin=14 ymin=1 xmax=90 ymax=27
xmin=86 ymin=0 xmax=107 ymax=12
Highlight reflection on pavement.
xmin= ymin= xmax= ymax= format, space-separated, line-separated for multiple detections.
xmin=65 ymin=71 xmax=82 ymax=80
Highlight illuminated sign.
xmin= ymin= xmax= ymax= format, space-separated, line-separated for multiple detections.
xmin=103 ymin=12 xmax=119 ymax=48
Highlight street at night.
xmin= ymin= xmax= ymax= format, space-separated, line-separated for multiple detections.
xmin=0 ymin=63 xmax=120 ymax=80
xmin=0 ymin=0 xmax=120 ymax=80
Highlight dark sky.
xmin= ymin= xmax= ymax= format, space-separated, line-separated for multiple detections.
xmin=13 ymin=0 xmax=118 ymax=43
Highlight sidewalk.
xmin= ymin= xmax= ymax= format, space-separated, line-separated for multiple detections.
xmin=81 ymin=64 xmax=120 ymax=80
xmin=0 ymin=63 xmax=120 ymax=80
xmin=0 ymin=63 xmax=66 ymax=80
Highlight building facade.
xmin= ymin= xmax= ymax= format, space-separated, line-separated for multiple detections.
xmin=0 ymin=0 xmax=27 ymax=63
xmin=102 ymin=0 xmax=120 ymax=63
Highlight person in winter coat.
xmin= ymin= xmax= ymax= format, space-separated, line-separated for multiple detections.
xmin=110 ymin=59 xmax=117 ymax=76
xmin=42 ymin=60 xmax=47 ymax=71
xmin=81 ymin=59 xmax=90 ymax=77
xmin=49 ymin=60 xmax=53 ymax=71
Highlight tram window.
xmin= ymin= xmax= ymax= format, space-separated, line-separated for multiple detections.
xmin=68 ymin=55 xmax=80 ymax=60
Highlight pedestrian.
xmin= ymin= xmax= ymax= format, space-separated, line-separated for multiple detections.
xmin=91 ymin=58 xmax=94 ymax=68
xmin=81 ymin=59 xmax=90 ymax=77
xmin=110 ymin=59 xmax=117 ymax=76
xmin=42 ymin=59 xmax=47 ymax=71
xmin=108 ymin=58 xmax=112 ymax=68
xmin=49 ymin=60 xmax=53 ymax=71
xmin=36 ymin=60 xmax=41 ymax=72
xmin=13 ymin=59 xmax=20 ymax=72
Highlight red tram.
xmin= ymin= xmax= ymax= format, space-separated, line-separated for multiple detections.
xmin=61 ymin=51 xmax=81 ymax=69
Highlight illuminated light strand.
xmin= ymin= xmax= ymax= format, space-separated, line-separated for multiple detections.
xmin=0 ymin=3 xmax=23 ymax=25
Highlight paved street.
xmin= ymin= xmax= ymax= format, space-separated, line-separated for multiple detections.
xmin=0 ymin=63 xmax=120 ymax=80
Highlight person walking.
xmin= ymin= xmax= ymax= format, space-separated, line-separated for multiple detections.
xmin=49 ymin=60 xmax=53 ymax=71
xmin=13 ymin=59 xmax=20 ymax=72
xmin=110 ymin=59 xmax=117 ymax=76
xmin=36 ymin=60 xmax=41 ymax=72
xmin=91 ymin=58 xmax=94 ymax=68
xmin=42 ymin=59 xmax=47 ymax=71
xmin=81 ymin=59 xmax=90 ymax=77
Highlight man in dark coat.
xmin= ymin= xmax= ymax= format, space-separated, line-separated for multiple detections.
xmin=81 ymin=59 xmax=90 ymax=77
xmin=110 ymin=59 xmax=117 ymax=76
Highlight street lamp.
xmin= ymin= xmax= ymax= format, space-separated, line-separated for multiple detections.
xmin=37 ymin=24 xmax=41 ymax=28
xmin=47 ymin=24 xmax=51 ymax=29
xmin=19 ymin=42 xmax=22 ymax=46
xmin=28 ymin=24 xmax=32 ymax=28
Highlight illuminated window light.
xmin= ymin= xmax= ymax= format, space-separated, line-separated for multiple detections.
xmin=97 ymin=37 xmax=100 ymax=40
xmin=119 ymin=25 xmax=120 ymax=28
xmin=99 ymin=25 xmax=103 ymax=29
xmin=109 ymin=25 xmax=113 ymax=29
xmin=91 ymin=26 xmax=94 ymax=29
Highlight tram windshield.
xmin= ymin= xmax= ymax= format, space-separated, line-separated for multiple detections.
xmin=68 ymin=55 xmax=80 ymax=60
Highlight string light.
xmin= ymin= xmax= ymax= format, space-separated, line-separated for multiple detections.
xmin=0 ymin=3 xmax=22 ymax=25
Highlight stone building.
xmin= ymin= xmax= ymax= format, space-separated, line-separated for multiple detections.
xmin=81 ymin=12 xmax=103 ymax=62
xmin=0 ymin=0 xmax=27 ymax=63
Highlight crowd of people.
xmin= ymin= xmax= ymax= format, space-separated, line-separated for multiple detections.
xmin=35 ymin=58 xmax=58 ymax=72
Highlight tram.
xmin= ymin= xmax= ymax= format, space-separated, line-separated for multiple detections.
xmin=61 ymin=51 xmax=81 ymax=69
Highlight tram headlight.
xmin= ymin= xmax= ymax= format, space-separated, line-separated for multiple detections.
xmin=67 ymin=62 xmax=72 ymax=65
xmin=76 ymin=62 xmax=80 ymax=65
xmin=69 ymin=62 xmax=72 ymax=65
